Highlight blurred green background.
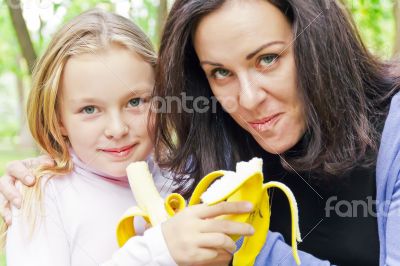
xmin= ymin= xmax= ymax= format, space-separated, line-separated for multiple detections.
xmin=0 ymin=0 xmax=399 ymax=264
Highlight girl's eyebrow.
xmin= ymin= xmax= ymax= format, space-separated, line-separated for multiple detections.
xmin=128 ymin=86 xmax=153 ymax=95
xmin=69 ymin=97 xmax=103 ymax=104
xmin=68 ymin=88 xmax=153 ymax=105
xmin=128 ymin=87 xmax=153 ymax=96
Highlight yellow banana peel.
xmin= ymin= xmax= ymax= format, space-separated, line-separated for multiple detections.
xmin=116 ymin=158 xmax=302 ymax=265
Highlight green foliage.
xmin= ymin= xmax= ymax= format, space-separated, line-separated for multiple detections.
xmin=131 ymin=0 xmax=159 ymax=46
xmin=0 ymin=148 xmax=37 ymax=176
xmin=62 ymin=0 xmax=114 ymax=23
xmin=346 ymin=0 xmax=395 ymax=58
xmin=0 ymin=253 xmax=5 ymax=266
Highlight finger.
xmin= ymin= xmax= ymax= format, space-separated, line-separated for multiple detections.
xmin=193 ymin=249 xmax=232 ymax=266
xmin=0 ymin=195 xmax=12 ymax=226
xmin=0 ymin=175 xmax=22 ymax=207
xmin=196 ymin=201 xmax=253 ymax=219
xmin=6 ymin=160 xmax=35 ymax=186
xmin=197 ymin=233 xmax=237 ymax=254
xmin=144 ymin=223 xmax=152 ymax=231
xmin=187 ymin=248 xmax=219 ymax=263
xmin=2 ymin=201 xmax=12 ymax=226
xmin=36 ymin=155 xmax=55 ymax=167
xmin=201 ymin=219 xmax=254 ymax=236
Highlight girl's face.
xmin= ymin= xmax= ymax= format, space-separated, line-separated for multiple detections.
xmin=59 ymin=44 xmax=154 ymax=177
xmin=194 ymin=0 xmax=306 ymax=154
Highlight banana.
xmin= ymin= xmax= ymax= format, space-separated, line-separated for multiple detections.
xmin=116 ymin=158 xmax=302 ymax=265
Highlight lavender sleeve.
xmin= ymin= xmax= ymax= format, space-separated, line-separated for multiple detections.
xmin=248 ymin=231 xmax=334 ymax=266
xmin=377 ymin=92 xmax=400 ymax=265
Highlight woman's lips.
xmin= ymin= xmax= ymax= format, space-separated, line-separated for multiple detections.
xmin=248 ymin=113 xmax=282 ymax=132
xmin=100 ymin=144 xmax=136 ymax=159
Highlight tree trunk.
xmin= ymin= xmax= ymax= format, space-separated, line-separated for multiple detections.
xmin=394 ymin=0 xmax=400 ymax=57
xmin=15 ymin=72 xmax=37 ymax=151
xmin=6 ymin=0 xmax=37 ymax=74
xmin=15 ymin=56 xmax=37 ymax=151
xmin=156 ymin=0 xmax=168 ymax=46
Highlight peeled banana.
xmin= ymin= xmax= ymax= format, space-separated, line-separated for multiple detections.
xmin=116 ymin=158 xmax=302 ymax=265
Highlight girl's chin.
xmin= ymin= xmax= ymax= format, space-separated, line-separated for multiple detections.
xmin=99 ymin=166 xmax=128 ymax=178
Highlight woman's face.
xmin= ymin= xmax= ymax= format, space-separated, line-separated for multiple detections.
xmin=194 ymin=0 xmax=306 ymax=154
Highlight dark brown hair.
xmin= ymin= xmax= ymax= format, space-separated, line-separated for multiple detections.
xmin=154 ymin=0 xmax=399 ymax=197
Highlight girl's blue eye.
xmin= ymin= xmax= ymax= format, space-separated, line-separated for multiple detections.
xmin=259 ymin=54 xmax=278 ymax=67
xmin=213 ymin=68 xmax=231 ymax=79
xmin=82 ymin=106 xmax=97 ymax=114
xmin=128 ymin=98 xmax=142 ymax=107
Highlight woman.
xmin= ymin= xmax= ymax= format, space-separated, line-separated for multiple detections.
xmin=2 ymin=0 xmax=399 ymax=265
xmin=152 ymin=0 xmax=399 ymax=265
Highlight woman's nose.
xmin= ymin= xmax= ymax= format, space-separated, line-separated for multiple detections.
xmin=238 ymin=73 xmax=265 ymax=110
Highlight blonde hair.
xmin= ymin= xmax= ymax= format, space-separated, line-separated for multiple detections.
xmin=1 ymin=9 xmax=157 ymax=246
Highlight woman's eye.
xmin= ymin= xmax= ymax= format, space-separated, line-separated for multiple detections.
xmin=128 ymin=98 xmax=142 ymax=107
xmin=258 ymin=54 xmax=278 ymax=68
xmin=212 ymin=68 xmax=231 ymax=79
xmin=82 ymin=106 xmax=97 ymax=114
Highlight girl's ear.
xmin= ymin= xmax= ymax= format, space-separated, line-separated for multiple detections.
xmin=58 ymin=112 xmax=68 ymax=137
xmin=60 ymin=122 xmax=68 ymax=136
xmin=57 ymin=100 xmax=68 ymax=137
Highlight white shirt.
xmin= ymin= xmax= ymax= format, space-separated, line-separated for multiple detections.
xmin=6 ymin=153 xmax=177 ymax=266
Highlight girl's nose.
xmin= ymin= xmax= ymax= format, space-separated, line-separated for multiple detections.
xmin=104 ymin=113 xmax=129 ymax=139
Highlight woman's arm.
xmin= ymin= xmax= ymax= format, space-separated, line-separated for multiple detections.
xmin=377 ymin=92 xmax=400 ymax=265
xmin=0 ymin=156 xmax=54 ymax=224
xmin=385 ymin=172 xmax=400 ymax=265
xmin=242 ymin=231 xmax=334 ymax=266
xmin=104 ymin=201 xmax=254 ymax=266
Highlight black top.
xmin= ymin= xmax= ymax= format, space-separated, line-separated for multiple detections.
xmin=265 ymin=154 xmax=380 ymax=266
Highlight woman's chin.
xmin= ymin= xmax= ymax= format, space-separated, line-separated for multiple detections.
xmin=255 ymin=136 xmax=298 ymax=155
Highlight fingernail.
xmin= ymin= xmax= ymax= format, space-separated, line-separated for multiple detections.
xmin=245 ymin=202 xmax=253 ymax=211
xmin=5 ymin=215 xmax=11 ymax=226
xmin=231 ymin=244 xmax=238 ymax=254
xmin=25 ymin=175 xmax=35 ymax=184
xmin=249 ymin=226 xmax=255 ymax=234
xmin=13 ymin=198 xmax=21 ymax=208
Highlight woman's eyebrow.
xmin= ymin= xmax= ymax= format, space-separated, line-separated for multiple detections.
xmin=246 ymin=41 xmax=285 ymax=60
xmin=200 ymin=61 xmax=224 ymax=67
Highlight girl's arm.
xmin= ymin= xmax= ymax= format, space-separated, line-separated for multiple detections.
xmin=5 ymin=179 xmax=70 ymax=266
xmin=102 ymin=224 xmax=176 ymax=266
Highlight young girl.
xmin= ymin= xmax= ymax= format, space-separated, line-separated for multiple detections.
xmin=3 ymin=9 xmax=254 ymax=266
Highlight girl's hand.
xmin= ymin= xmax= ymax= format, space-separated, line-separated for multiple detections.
xmin=0 ymin=155 xmax=54 ymax=225
xmin=161 ymin=201 xmax=254 ymax=266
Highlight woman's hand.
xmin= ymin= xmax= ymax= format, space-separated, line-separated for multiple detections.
xmin=162 ymin=201 xmax=254 ymax=266
xmin=0 ymin=155 xmax=54 ymax=225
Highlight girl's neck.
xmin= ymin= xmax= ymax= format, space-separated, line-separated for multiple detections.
xmin=68 ymin=149 xmax=156 ymax=188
